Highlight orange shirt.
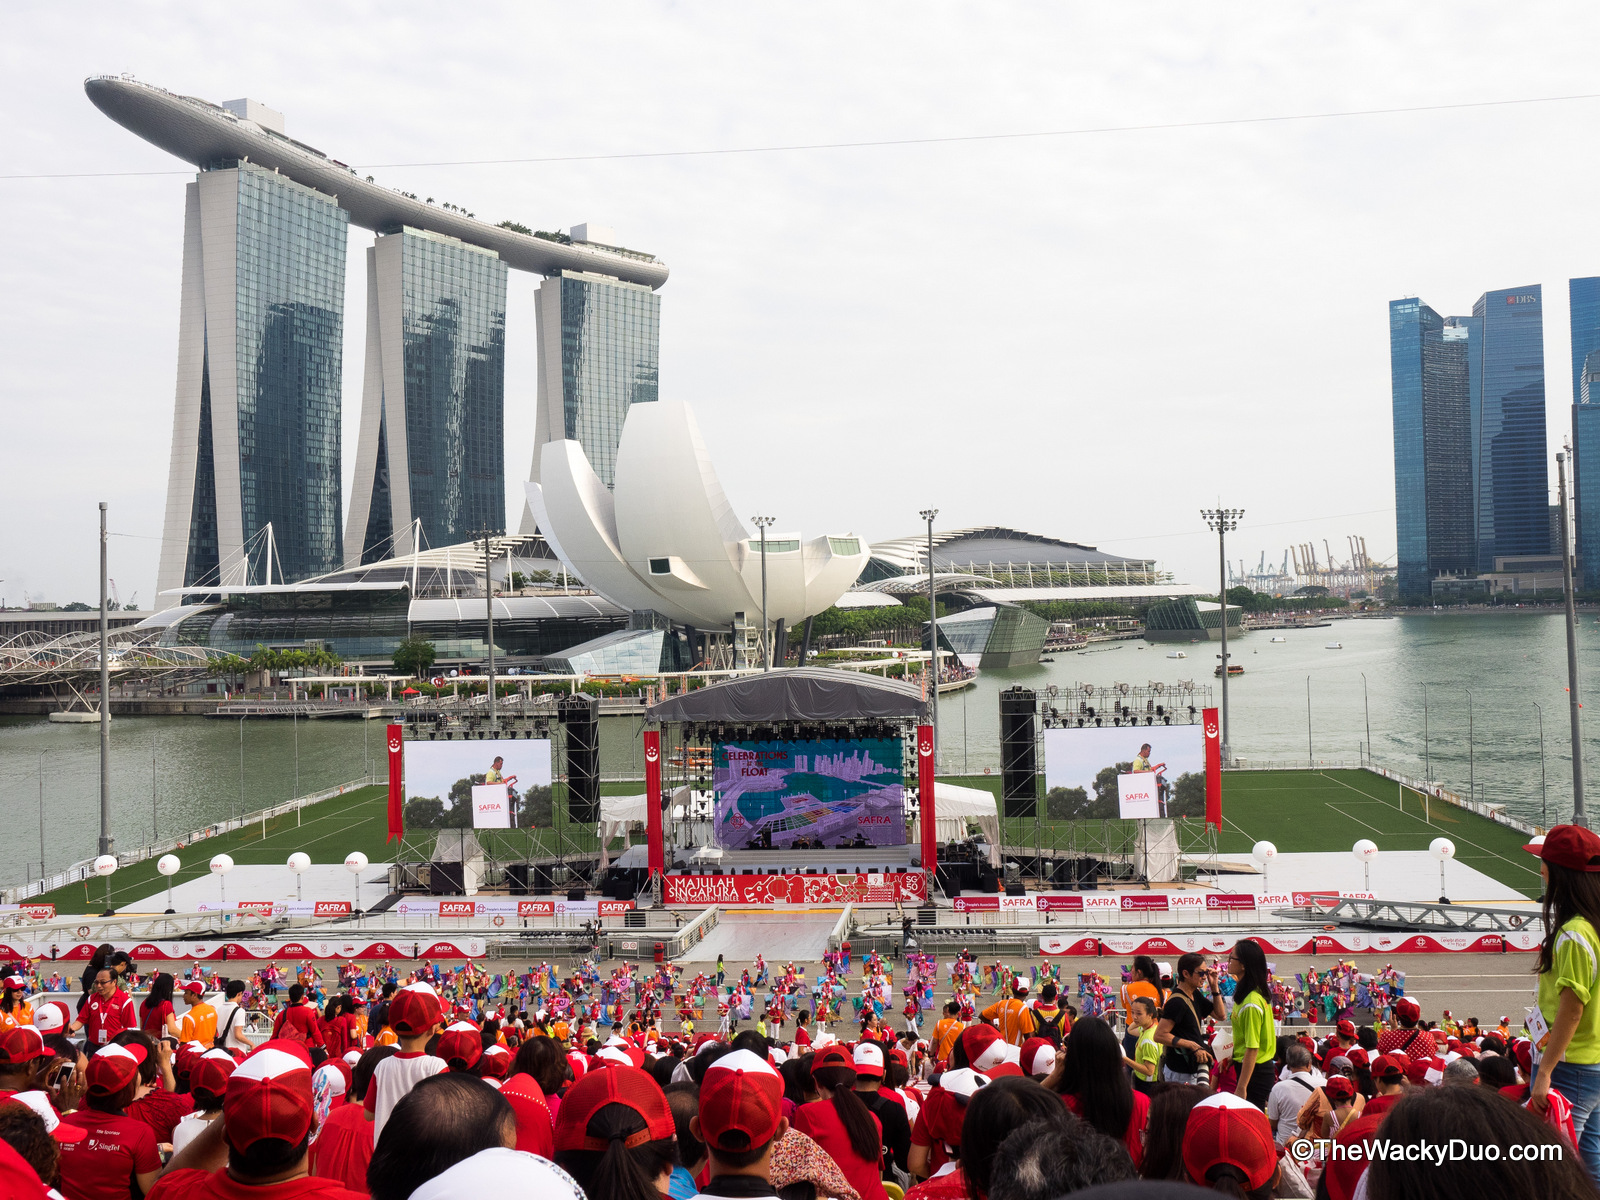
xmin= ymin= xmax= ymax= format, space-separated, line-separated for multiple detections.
xmin=980 ymin=998 xmax=1035 ymax=1046
xmin=932 ymin=1017 xmax=964 ymax=1065
xmin=180 ymin=1001 xmax=218 ymax=1048
xmin=376 ymin=1025 xmax=398 ymax=1047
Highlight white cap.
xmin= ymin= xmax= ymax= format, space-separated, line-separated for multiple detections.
xmin=940 ymin=1067 xmax=989 ymax=1100
xmin=410 ymin=1148 xmax=585 ymax=1200
xmin=853 ymin=1042 xmax=885 ymax=1076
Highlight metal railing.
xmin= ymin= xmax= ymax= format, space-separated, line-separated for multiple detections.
xmin=828 ymin=905 xmax=855 ymax=952
xmin=1283 ymin=897 xmax=1543 ymax=934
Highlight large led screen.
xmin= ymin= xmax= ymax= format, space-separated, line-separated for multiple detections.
xmin=403 ymin=739 xmax=552 ymax=829
xmin=1042 ymin=725 xmax=1206 ymax=820
xmin=713 ymin=739 xmax=906 ymax=850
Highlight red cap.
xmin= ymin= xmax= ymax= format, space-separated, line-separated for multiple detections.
xmin=0 ymin=1027 xmax=48 ymax=1065
xmin=1325 ymin=1075 xmax=1356 ymax=1101
xmin=479 ymin=1045 xmax=512 ymax=1078
xmin=961 ymin=1024 xmax=1006 ymax=1071
xmin=1514 ymin=1039 xmax=1533 ymax=1075
xmin=1336 ymin=1019 xmax=1356 ymax=1038
xmin=1 ymin=977 xmax=24 ymax=990
xmin=1525 ymin=825 xmax=1600 ymax=872
xmin=1183 ymin=1093 xmax=1278 ymax=1192
xmin=223 ymin=1042 xmax=316 ymax=1152
xmin=1395 ymin=997 xmax=1421 ymax=1023
xmin=813 ymin=1046 xmax=857 ymax=1080
xmin=1372 ymin=1052 xmax=1408 ymax=1080
xmin=191 ymin=1050 xmax=238 ymax=1096
xmin=438 ymin=1022 xmax=484 ymax=1070
xmin=388 ymin=983 xmax=443 ymax=1036
xmin=1346 ymin=1047 xmax=1370 ymax=1068
xmin=1020 ymin=1036 xmax=1056 ymax=1077
xmin=181 ymin=980 xmax=205 ymax=995
xmin=1407 ymin=1055 xmax=1446 ymax=1086
xmin=700 ymin=1049 xmax=784 ymax=1153
xmin=553 ymin=1064 xmax=674 ymax=1153
xmin=853 ymin=1042 xmax=885 ymax=1078
xmin=32 ymin=1001 xmax=69 ymax=1036
xmin=86 ymin=1042 xmax=147 ymax=1095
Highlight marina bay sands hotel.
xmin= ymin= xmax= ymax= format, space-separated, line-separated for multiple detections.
xmin=85 ymin=76 xmax=666 ymax=603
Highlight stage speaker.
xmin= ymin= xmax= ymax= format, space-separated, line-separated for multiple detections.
xmin=430 ymin=862 xmax=464 ymax=895
xmin=1000 ymin=686 xmax=1039 ymax=818
xmin=567 ymin=887 xmax=585 ymax=902
xmin=532 ymin=865 xmax=555 ymax=895
xmin=506 ymin=863 xmax=531 ymax=895
xmin=936 ymin=866 xmax=961 ymax=898
xmin=560 ymin=692 xmax=601 ymax=824
xmin=979 ymin=871 xmax=998 ymax=893
xmin=1006 ymin=881 xmax=1026 ymax=897
xmin=1077 ymin=857 xmax=1102 ymax=887
xmin=617 ymin=882 xmax=636 ymax=902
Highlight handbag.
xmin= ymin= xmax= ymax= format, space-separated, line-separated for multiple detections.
xmin=1163 ymin=990 xmax=1204 ymax=1075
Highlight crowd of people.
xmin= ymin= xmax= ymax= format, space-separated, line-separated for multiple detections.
xmin=2 ymin=825 xmax=1600 ymax=1198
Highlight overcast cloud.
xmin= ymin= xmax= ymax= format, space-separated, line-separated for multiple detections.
xmin=3 ymin=3 xmax=1597 ymax=606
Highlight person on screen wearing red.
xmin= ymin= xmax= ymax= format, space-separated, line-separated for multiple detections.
xmin=56 ymin=1043 xmax=161 ymax=1200
xmin=792 ymin=1046 xmax=887 ymax=1200
xmin=70 ymin=971 xmax=134 ymax=1050
xmin=273 ymin=986 xmax=327 ymax=1055
xmin=146 ymin=1041 xmax=365 ymax=1200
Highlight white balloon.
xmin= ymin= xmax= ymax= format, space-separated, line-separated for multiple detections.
xmin=287 ymin=852 xmax=311 ymax=872
xmin=1430 ymin=837 xmax=1457 ymax=861
xmin=156 ymin=854 xmax=181 ymax=876
xmin=92 ymin=854 xmax=118 ymax=877
xmin=1352 ymin=839 xmax=1379 ymax=862
xmin=344 ymin=852 xmax=369 ymax=874
xmin=209 ymin=853 xmax=235 ymax=874
xmin=1251 ymin=840 xmax=1277 ymax=864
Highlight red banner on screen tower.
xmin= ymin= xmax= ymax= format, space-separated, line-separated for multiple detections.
xmin=644 ymin=729 xmax=664 ymax=878
xmin=917 ymin=724 xmax=936 ymax=889
xmin=386 ymin=724 xmax=404 ymax=842
xmin=1202 ymin=707 xmax=1221 ymax=830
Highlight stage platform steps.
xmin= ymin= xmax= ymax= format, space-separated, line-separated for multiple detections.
xmin=675 ymin=909 xmax=836 ymax=964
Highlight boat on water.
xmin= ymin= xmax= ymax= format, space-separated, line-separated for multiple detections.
xmin=1214 ymin=664 xmax=1245 ymax=677
xmin=1166 ymin=651 xmax=1187 ymax=659
xmin=1325 ymin=642 xmax=1343 ymax=650
xmin=1269 ymin=636 xmax=1286 ymax=643
xmin=47 ymin=710 xmax=102 ymax=724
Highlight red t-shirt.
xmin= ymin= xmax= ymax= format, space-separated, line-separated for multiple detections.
xmin=141 ymin=999 xmax=176 ymax=1037
xmin=906 ymin=1164 xmax=969 ymax=1200
xmin=499 ymin=1073 xmax=555 ymax=1159
xmin=274 ymin=1004 xmax=326 ymax=1047
xmin=791 ymin=1099 xmax=888 ymax=1200
xmin=129 ymin=1086 xmax=196 ymax=1142
xmin=794 ymin=1026 xmax=812 ymax=1047
xmin=1064 ymin=1088 xmax=1150 ymax=1171
xmin=148 ymin=1168 xmax=365 ymax=1200
xmin=322 ymin=1014 xmax=358 ymax=1060
xmin=56 ymin=1109 xmax=161 ymax=1200
xmin=309 ymin=1101 xmax=374 ymax=1194
xmin=80 ymin=991 xmax=136 ymax=1047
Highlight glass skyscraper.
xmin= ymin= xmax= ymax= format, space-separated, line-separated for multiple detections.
xmin=523 ymin=270 xmax=660 ymax=512
xmin=1472 ymin=285 xmax=1549 ymax=569
xmin=1577 ymin=351 xmax=1600 ymax=589
xmin=1390 ymin=299 xmax=1474 ymax=597
xmin=156 ymin=163 xmax=349 ymax=600
xmin=347 ymin=228 xmax=508 ymax=563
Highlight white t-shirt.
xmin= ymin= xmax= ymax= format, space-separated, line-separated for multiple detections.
xmin=367 ymin=1051 xmax=447 ymax=1142
xmin=171 ymin=1111 xmax=217 ymax=1155
xmin=1267 ymin=1074 xmax=1318 ymax=1144
xmin=212 ymin=1000 xmax=254 ymax=1052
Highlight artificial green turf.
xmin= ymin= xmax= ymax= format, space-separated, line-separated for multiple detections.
xmin=36 ymin=768 xmax=1541 ymax=913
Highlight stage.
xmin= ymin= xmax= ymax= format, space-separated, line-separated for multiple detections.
xmin=613 ymin=844 xmax=917 ymax=876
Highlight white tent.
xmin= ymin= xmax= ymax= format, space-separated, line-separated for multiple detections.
xmin=913 ymin=782 xmax=1001 ymax=865
xmin=598 ymin=794 xmax=647 ymax=869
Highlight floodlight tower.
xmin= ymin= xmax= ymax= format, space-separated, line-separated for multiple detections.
xmin=1201 ymin=508 xmax=1245 ymax=763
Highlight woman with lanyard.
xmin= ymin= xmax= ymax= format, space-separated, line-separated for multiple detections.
xmin=1528 ymin=825 xmax=1600 ymax=1180
xmin=1226 ymin=939 xmax=1277 ymax=1110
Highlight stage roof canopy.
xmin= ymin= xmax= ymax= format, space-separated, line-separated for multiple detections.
xmin=647 ymin=667 xmax=927 ymax=723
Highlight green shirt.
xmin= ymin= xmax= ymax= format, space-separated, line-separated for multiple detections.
xmin=1231 ymin=989 xmax=1277 ymax=1064
xmin=1540 ymin=915 xmax=1600 ymax=1065
xmin=1134 ymin=1023 xmax=1162 ymax=1079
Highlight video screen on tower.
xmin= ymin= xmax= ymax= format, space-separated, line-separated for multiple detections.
xmin=1042 ymin=725 xmax=1206 ymax=820
xmin=713 ymin=739 xmax=906 ymax=850
xmin=402 ymin=739 xmax=553 ymax=830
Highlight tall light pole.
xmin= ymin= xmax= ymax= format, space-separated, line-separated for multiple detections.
xmin=752 ymin=517 xmax=775 ymax=670
xmin=1559 ymin=446 xmax=1587 ymax=825
xmin=1423 ymin=683 xmax=1431 ymax=786
xmin=1535 ymin=701 xmax=1548 ymax=825
xmin=482 ymin=532 xmax=498 ymax=726
xmin=1200 ymin=508 xmax=1244 ymax=763
xmin=1361 ymin=673 xmax=1371 ymax=766
xmin=920 ymin=509 xmax=940 ymax=758
xmin=37 ymin=750 xmax=47 ymax=884
xmin=97 ymin=502 xmax=112 ymax=857
xmin=1467 ymin=690 xmax=1474 ymax=804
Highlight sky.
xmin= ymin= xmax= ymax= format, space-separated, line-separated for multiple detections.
xmin=5 ymin=2 xmax=1600 ymax=607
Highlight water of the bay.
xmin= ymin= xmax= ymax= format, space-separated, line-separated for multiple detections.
xmin=0 ymin=711 xmax=649 ymax=888
xmin=2 ymin=611 xmax=1596 ymax=886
